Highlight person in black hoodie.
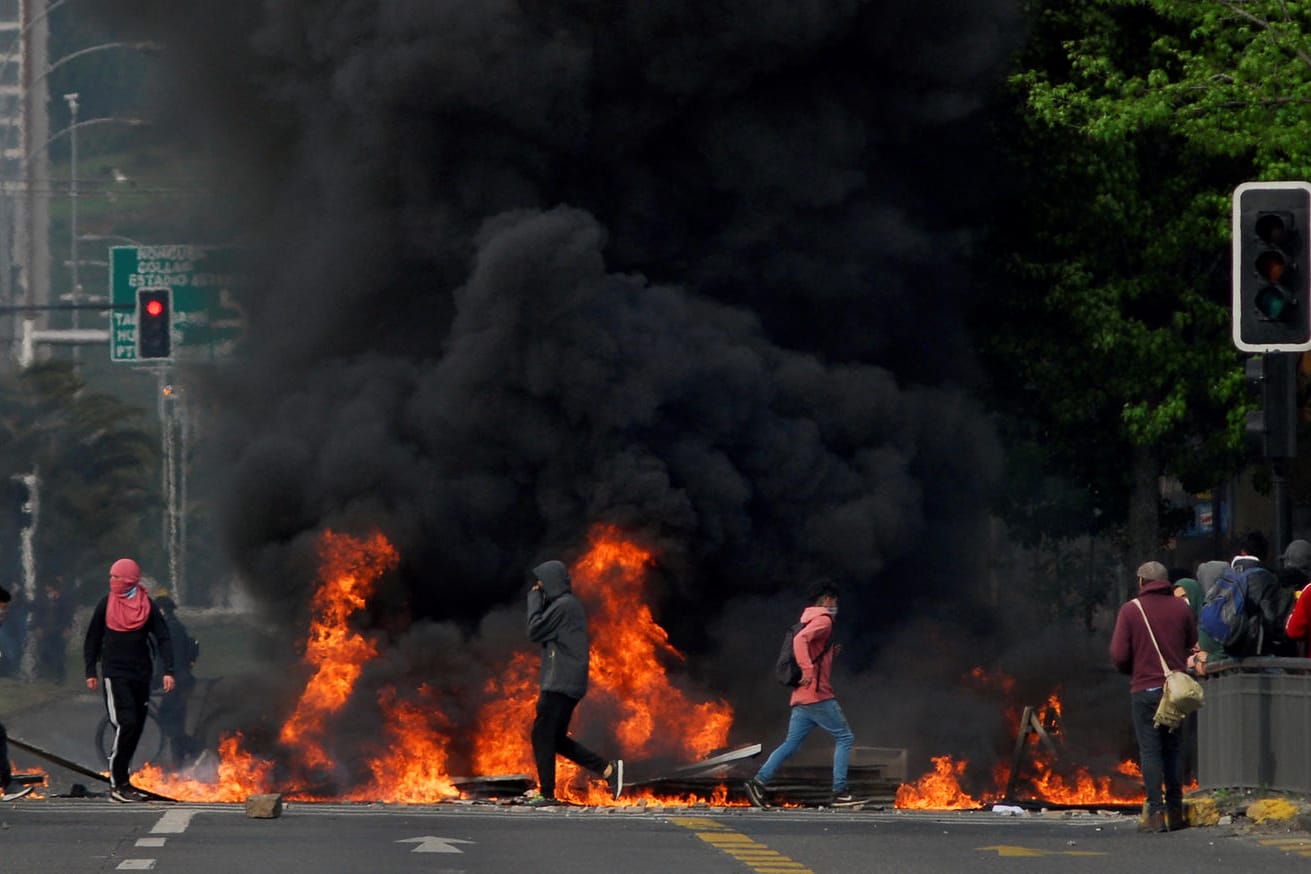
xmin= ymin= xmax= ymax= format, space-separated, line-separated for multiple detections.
xmin=84 ymin=558 xmax=175 ymax=802
xmin=525 ymin=559 xmax=623 ymax=806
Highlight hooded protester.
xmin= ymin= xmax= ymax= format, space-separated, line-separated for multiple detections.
xmin=84 ymin=558 xmax=175 ymax=802
xmin=152 ymin=589 xmax=201 ymax=768
xmin=0 ymin=585 xmax=33 ymax=801
xmin=744 ymin=580 xmax=856 ymax=808
xmin=1282 ymin=539 xmax=1311 ymax=656
xmin=525 ymin=559 xmax=623 ymax=806
xmin=1110 ymin=561 xmax=1198 ymax=834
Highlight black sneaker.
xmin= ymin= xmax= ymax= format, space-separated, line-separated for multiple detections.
xmin=830 ymin=792 xmax=859 ymax=807
xmin=111 ymin=786 xmax=149 ymax=803
xmin=606 ymin=759 xmax=624 ymax=800
xmin=743 ymin=778 xmax=769 ymax=808
xmin=0 ymin=785 xmax=33 ymax=802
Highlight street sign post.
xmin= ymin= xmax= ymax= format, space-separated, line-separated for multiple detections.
xmin=108 ymin=245 xmax=247 ymax=362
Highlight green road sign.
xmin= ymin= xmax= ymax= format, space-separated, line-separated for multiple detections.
xmin=109 ymin=245 xmax=248 ymax=363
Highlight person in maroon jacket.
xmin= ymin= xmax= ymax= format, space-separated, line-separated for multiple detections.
xmin=1110 ymin=560 xmax=1198 ymax=834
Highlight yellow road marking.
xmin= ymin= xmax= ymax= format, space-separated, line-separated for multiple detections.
xmin=1258 ymin=838 xmax=1311 ymax=856
xmin=978 ymin=845 xmax=1105 ymax=858
xmin=669 ymin=818 xmax=815 ymax=874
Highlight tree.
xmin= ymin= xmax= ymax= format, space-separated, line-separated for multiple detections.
xmin=0 ymin=361 xmax=159 ymax=599
xmin=977 ymin=0 xmax=1275 ymax=573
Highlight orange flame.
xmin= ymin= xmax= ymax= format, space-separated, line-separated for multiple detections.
xmin=895 ymin=755 xmax=980 ymax=810
xmin=279 ymin=531 xmax=398 ymax=771
xmin=895 ymin=672 xmax=1151 ymax=810
xmin=472 ymin=524 xmax=734 ymax=804
xmin=139 ymin=525 xmax=734 ymax=807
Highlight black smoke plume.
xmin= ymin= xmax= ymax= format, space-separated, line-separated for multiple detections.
xmin=89 ymin=0 xmax=1102 ymax=781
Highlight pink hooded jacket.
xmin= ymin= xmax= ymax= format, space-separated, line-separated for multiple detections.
xmin=789 ymin=605 xmax=837 ymax=706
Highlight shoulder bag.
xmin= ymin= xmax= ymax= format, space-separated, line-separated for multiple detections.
xmin=1133 ymin=598 xmax=1205 ymax=730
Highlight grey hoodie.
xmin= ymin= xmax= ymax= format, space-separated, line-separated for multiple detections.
xmin=527 ymin=560 xmax=590 ymax=699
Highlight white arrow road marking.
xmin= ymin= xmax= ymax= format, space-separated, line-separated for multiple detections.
xmin=397 ymin=837 xmax=475 ymax=854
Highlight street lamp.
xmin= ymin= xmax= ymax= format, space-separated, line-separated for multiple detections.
xmin=63 ymin=91 xmax=77 ymax=353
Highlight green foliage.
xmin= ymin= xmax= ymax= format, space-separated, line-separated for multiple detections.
xmin=0 ymin=361 xmax=160 ymax=599
xmin=977 ymin=0 xmax=1298 ymax=537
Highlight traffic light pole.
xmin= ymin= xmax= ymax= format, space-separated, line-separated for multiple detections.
xmin=1273 ymin=457 xmax=1292 ymax=563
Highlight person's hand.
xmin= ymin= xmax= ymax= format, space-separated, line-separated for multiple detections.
xmin=799 ymin=674 xmax=813 ymax=688
xmin=162 ymin=674 xmax=176 ymax=693
xmin=86 ymin=676 xmax=97 ymax=691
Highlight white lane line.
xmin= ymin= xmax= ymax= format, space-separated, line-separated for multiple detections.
xmin=116 ymin=861 xmax=156 ymax=870
xmin=151 ymin=809 xmax=198 ymax=834
xmin=135 ymin=837 xmax=167 ymax=847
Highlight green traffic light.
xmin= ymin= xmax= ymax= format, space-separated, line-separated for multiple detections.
xmin=1255 ymin=285 xmax=1295 ymax=321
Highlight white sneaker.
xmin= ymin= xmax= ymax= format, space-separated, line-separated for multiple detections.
xmin=1 ymin=785 xmax=33 ymax=802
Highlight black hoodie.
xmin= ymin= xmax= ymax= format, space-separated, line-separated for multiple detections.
xmin=527 ymin=560 xmax=590 ymax=699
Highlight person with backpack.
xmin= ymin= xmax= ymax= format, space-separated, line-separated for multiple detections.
xmin=524 ymin=559 xmax=623 ymax=806
xmin=1283 ymin=541 xmax=1311 ymax=656
xmin=1200 ymin=533 xmax=1285 ymax=661
xmin=1270 ymin=540 xmax=1311 ymax=657
xmin=1109 ymin=560 xmax=1197 ymax=833
xmin=744 ymin=581 xmax=856 ymax=808
xmin=152 ymin=589 xmax=200 ymax=768
xmin=84 ymin=558 xmax=175 ymax=803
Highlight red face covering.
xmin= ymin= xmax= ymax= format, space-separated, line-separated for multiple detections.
xmin=106 ymin=558 xmax=150 ymax=632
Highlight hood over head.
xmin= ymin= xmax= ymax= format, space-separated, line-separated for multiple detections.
xmin=533 ymin=560 xmax=572 ymax=600
xmin=1196 ymin=560 xmax=1229 ymax=595
xmin=1282 ymin=539 xmax=1311 ymax=576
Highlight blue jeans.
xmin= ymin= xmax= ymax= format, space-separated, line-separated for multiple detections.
xmin=1131 ymin=688 xmax=1182 ymax=814
xmin=754 ymin=699 xmax=855 ymax=792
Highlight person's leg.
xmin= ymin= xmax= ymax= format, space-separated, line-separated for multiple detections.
xmin=754 ymin=706 xmax=817 ymax=785
xmin=1161 ymin=719 xmax=1184 ymax=819
xmin=809 ymin=699 xmax=855 ymax=792
xmin=530 ymin=691 xmax=576 ymax=798
xmin=1130 ymin=690 xmax=1165 ymax=816
xmin=105 ymin=678 xmax=149 ymax=788
xmin=0 ymin=721 xmax=11 ymax=790
xmin=155 ymin=679 xmax=192 ymax=768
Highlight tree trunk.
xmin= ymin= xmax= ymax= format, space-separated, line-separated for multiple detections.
xmin=1123 ymin=445 xmax=1161 ymax=605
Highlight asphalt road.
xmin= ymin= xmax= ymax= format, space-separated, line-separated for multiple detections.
xmin=1 ymin=800 xmax=1309 ymax=874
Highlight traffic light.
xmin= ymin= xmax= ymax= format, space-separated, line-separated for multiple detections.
xmin=1244 ymin=352 xmax=1298 ymax=458
xmin=136 ymin=287 xmax=172 ymax=360
xmin=1233 ymin=181 xmax=1311 ymax=352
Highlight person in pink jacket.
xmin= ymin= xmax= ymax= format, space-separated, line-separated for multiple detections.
xmin=744 ymin=582 xmax=855 ymax=807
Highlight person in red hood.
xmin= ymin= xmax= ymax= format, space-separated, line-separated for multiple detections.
xmin=744 ymin=581 xmax=855 ymax=808
xmin=83 ymin=558 xmax=175 ymax=802
xmin=1110 ymin=560 xmax=1197 ymax=834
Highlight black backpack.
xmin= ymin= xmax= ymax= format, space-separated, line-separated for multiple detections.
xmin=773 ymin=619 xmax=833 ymax=687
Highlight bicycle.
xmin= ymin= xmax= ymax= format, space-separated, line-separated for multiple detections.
xmin=94 ymin=676 xmax=226 ymax=768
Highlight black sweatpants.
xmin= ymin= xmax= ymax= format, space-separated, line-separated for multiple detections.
xmin=531 ymin=690 xmax=608 ymax=798
xmin=104 ymin=676 xmax=151 ymax=788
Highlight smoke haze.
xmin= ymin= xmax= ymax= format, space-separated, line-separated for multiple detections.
xmin=87 ymin=0 xmax=1127 ymax=777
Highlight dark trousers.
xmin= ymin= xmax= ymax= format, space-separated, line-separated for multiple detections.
xmin=156 ymin=675 xmax=194 ymax=767
xmin=1131 ymin=688 xmax=1183 ymax=814
xmin=0 ymin=722 xmax=10 ymax=789
xmin=531 ymin=690 xmax=608 ymax=798
xmin=104 ymin=677 xmax=150 ymax=788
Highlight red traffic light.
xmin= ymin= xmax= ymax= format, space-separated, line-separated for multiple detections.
xmin=144 ymin=299 xmax=164 ymax=318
